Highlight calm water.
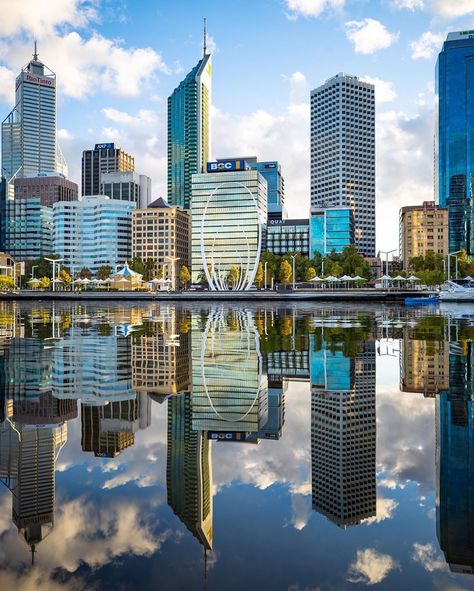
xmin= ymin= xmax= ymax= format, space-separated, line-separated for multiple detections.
xmin=0 ymin=301 xmax=473 ymax=591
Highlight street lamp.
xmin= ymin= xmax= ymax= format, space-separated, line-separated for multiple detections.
xmin=44 ymin=257 xmax=63 ymax=292
xmin=379 ymin=249 xmax=397 ymax=276
xmin=165 ymin=256 xmax=180 ymax=291
xmin=290 ymin=255 xmax=296 ymax=290
xmin=264 ymin=261 xmax=268 ymax=291
xmin=447 ymin=250 xmax=463 ymax=281
xmin=31 ymin=265 xmax=37 ymax=279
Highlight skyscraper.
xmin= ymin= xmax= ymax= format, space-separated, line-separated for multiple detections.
xmin=168 ymin=42 xmax=212 ymax=209
xmin=436 ymin=32 xmax=474 ymax=254
xmin=81 ymin=143 xmax=135 ymax=197
xmin=311 ymin=74 xmax=375 ymax=257
xmin=1 ymin=45 xmax=66 ymax=183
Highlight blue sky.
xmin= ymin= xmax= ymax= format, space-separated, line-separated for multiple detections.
xmin=1 ymin=0 xmax=474 ymax=250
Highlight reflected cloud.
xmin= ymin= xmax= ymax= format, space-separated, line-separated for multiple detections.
xmin=347 ymin=548 xmax=398 ymax=585
xmin=412 ymin=542 xmax=446 ymax=573
xmin=363 ymin=497 xmax=398 ymax=525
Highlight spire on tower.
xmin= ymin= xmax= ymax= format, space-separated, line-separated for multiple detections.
xmin=203 ymin=18 xmax=207 ymax=56
xmin=33 ymin=40 xmax=38 ymax=61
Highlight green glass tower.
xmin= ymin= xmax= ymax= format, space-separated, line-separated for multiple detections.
xmin=167 ymin=51 xmax=212 ymax=210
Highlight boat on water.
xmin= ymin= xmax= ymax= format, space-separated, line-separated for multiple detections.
xmin=404 ymin=296 xmax=439 ymax=306
xmin=438 ymin=280 xmax=474 ymax=302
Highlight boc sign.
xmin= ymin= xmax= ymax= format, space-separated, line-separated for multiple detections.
xmin=207 ymin=160 xmax=247 ymax=173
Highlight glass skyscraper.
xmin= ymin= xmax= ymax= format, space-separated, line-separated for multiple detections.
xmin=167 ymin=52 xmax=212 ymax=210
xmin=436 ymin=32 xmax=474 ymax=254
xmin=310 ymin=206 xmax=355 ymax=257
xmin=311 ymin=74 xmax=375 ymax=257
xmin=1 ymin=47 xmax=66 ymax=183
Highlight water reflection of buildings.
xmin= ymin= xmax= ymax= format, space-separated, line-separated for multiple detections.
xmin=401 ymin=338 xmax=449 ymax=397
xmin=436 ymin=341 xmax=474 ymax=574
xmin=311 ymin=337 xmax=376 ymax=528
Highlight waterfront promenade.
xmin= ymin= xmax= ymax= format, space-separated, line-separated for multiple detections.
xmin=0 ymin=288 xmax=436 ymax=302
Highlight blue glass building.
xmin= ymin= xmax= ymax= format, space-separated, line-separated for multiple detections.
xmin=167 ymin=52 xmax=212 ymax=210
xmin=436 ymin=32 xmax=474 ymax=254
xmin=310 ymin=207 xmax=354 ymax=257
xmin=0 ymin=177 xmax=6 ymax=252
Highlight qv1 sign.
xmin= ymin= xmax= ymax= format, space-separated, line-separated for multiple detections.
xmin=207 ymin=160 xmax=248 ymax=173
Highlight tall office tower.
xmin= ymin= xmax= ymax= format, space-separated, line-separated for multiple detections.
xmin=100 ymin=171 xmax=151 ymax=209
xmin=167 ymin=44 xmax=212 ymax=209
xmin=81 ymin=143 xmax=135 ymax=196
xmin=311 ymin=338 xmax=376 ymax=527
xmin=436 ymin=342 xmax=474 ymax=573
xmin=0 ymin=176 xmax=7 ymax=251
xmin=217 ymin=157 xmax=286 ymax=220
xmin=311 ymin=74 xmax=375 ymax=257
xmin=1 ymin=45 xmax=67 ymax=183
xmin=166 ymin=392 xmax=213 ymax=550
xmin=436 ymin=33 xmax=474 ymax=254
xmin=400 ymin=335 xmax=449 ymax=397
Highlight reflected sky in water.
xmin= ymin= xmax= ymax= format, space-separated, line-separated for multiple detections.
xmin=0 ymin=301 xmax=473 ymax=591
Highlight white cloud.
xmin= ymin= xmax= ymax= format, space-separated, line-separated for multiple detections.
xmin=348 ymin=548 xmax=398 ymax=585
xmin=431 ymin=0 xmax=474 ymax=18
xmin=285 ymin=0 xmax=345 ymax=18
xmin=102 ymin=107 xmax=160 ymax=128
xmin=206 ymin=34 xmax=218 ymax=54
xmin=360 ymin=76 xmax=397 ymax=103
xmin=57 ymin=128 xmax=73 ymax=141
xmin=0 ymin=65 xmax=15 ymax=104
xmin=0 ymin=0 xmax=96 ymax=36
xmin=412 ymin=543 xmax=446 ymax=572
xmin=345 ymin=19 xmax=399 ymax=54
xmin=410 ymin=32 xmax=445 ymax=60
xmin=364 ymin=497 xmax=398 ymax=524
xmin=392 ymin=0 xmax=425 ymax=10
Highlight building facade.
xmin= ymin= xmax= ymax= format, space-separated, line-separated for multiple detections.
xmin=5 ymin=199 xmax=52 ymax=261
xmin=311 ymin=73 xmax=375 ymax=257
xmin=168 ymin=52 xmax=212 ymax=209
xmin=81 ymin=143 xmax=134 ymax=197
xmin=264 ymin=219 xmax=309 ymax=257
xmin=191 ymin=160 xmax=267 ymax=289
xmin=132 ymin=197 xmax=191 ymax=277
xmin=218 ymin=157 xmax=286 ymax=220
xmin=101 ymin=171 xmax=151 ymax=209
xmin=14 ymin=174 xmax=78 ymax=207
xmin=436 ymin=32 xmax=474 ymax=254
xmin=310 ymin=206 xmax=355 ymax=257
xmin=1 ymin=48 xmax=67 ymax=183
xmin=53 ymin=195 xmax=135 ymax=273
xmin=399 ymin=201 xmax=448 ymax=267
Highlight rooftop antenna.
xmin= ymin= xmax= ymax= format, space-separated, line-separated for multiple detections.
xmin=203 ymin=18 xmax=207 ymax=56
xmin=33 ymin=40 xmax=38 ymax=61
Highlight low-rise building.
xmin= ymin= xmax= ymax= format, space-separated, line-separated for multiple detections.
xmin=132 ymin=197 xmax=191 ymax=278
xmin=101 ymin=171 xmax=151 ymax=209
xmin=265 ymin=219 xmax=309 ymax=257
xmin=53 ymin=195 xmax=135 ymax=274
xmin=400 ymin=201 xmax=448 ymax=267
xmin=310 ymin=206 xmax=354 ymax=257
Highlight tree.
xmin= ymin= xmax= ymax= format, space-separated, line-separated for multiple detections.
xmin=331 ymin=262 xmax=343 ymax=277
xmin=79 ymin=267 xmax=92 ymax=279
xmin=279 ymin=259 xmax=292 ymax=284
xmin=97 ymin=265 xmax=112 ymax=280
xmin=144 ymin=258 xmax=156 ymax=281
xmin=59 ymin=269 xmax=72 ymax=285
xmin=306 ymin=266 xmax=317 ymax=281
xmin=227 ymin=266 xmax=240 ymax=288
xmin=0 ymin=275 xmax=15 ymax=290
xmin=130 ymin=256 xmax=145 ymax=276
xmin=255 ymin=261 xmax=264 ymax=289
xmin=179 ymin=265 xmax=191 ymax=288
xmin=39 ymin=276 xmax=50 ymax=289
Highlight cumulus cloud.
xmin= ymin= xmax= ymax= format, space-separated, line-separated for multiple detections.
xmin=431 ymin=0 xmax=474 ymax=18
xmin=102 ymin=107 xmax=160 ymax=128
xmin=410 ymin=32 xmax=445 ymax=60
xmin=364 ymin=497 xmax=398 ymax=524
xmin=347 ymin=548 xmax=398 ymax=585
xmin=285 ymin=0 xmax=345 ymax=18
xmin=412 ymin=542 xmax=446 ymax=572
xmin=345 ymin=19 xmax=399 ymax=54
xmin=360 ymin=76 xmax=397 ymax=103
xmin=0 ymin=65 xmax=15 ymax=104
xmin=0 ymin=569 xmax=85 ymax=591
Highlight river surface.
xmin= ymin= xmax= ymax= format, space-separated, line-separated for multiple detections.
xmin=0 ymin=300 xmax=473 ymax=591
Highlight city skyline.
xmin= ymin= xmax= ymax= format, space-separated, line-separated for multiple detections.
xmin=0 ymin=1 xmax=472 ymax=251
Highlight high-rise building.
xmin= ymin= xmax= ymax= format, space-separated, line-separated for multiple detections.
xmin=436 ymin=32 xmax=474 ymax=254
xmin=399 ymin=201 xmax=448 ymax=267
xmin=400 ymin=337 xmax=449 ymax=397
xmin=311 ymin=338 xmax=376 ymax=527
xmin=13 ymin=174 xmax=78 ymax=207
xmin=218 ymin=157 xmax=286 ymax=220
xmin=101 ymin=171 xmax=151 ymax=209
xmin=81 ymin=143 xmax=135 ymax=197
xmin=168 ymin=49 xmax=212 ymax=209
xmin=310 ymin=206 xmax=355 ymax=257
xmin=191 ymin=159 xmax=267 ymax=289
xmin=311 ymin=74 xmax=375 ymax=256
xmin=53 ymin=195 xmax=135 ymax=273
xmin=0 ymin=176 xmax=7 ymax=251
xmin=132 ymin=197 xmax=191 ymax=278
xmin=1 ymin=46 xmax=66 ymax=183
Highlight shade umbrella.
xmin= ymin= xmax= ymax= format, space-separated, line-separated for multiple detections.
xmin=340 ymin=274 xmax=352 ymax=288
xmin=27 ymin=278 xmax=42 ymax=287
xmin=380 ymin=275 xmax=393 ymax=281
xmin=393 ymin=275 xmax=407 ymax=281
xmin=81 ymin=278 xmax=91 ymax=284
xmin=463 ymin=275 xmax=474 ymax=281
xmin=407 ymin=275 xmax=421 ymax=281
